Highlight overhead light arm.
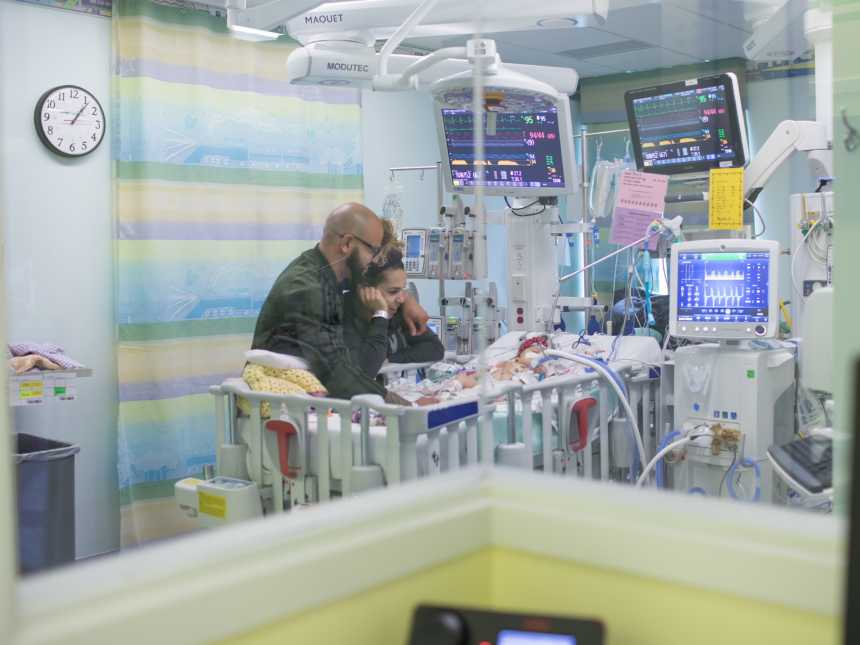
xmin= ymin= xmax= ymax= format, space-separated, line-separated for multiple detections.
xmin=378 ymin=0 xmax=442 ymax=77
xmin=381 ymin=46 xmax=468 ymax=89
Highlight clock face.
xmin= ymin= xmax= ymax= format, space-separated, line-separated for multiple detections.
xmin=34 ymin=85 xmax=106 ymax=158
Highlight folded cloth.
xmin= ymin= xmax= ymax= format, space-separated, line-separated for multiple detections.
xmin=8 ymin=342 xmax=83 ymax=369
xmin=9 ymin=355 xmax=61 ymax=374
xmin=237 ymin=363 xmax=327 ymax=418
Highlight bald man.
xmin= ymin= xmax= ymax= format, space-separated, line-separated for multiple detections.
xmin=251 ymin=203 xmax=427 ymax=403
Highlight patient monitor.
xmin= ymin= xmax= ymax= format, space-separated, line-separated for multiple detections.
xmin=437 ymin=100 xmax=577 ymax=197
xmin=669 ymin=239 xmax=780 ymax=341
xmin=625 ymin=72 xmax=748 ymax=176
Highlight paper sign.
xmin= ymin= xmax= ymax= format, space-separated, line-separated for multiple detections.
xmin=10 ymin=379 xmax=45 ymax=406
xmin=9 ymin=373 xmax=78 ymax=406
xmin=708 ymin=167 xmax=744 ymax=230
xmin=46 ymin=374 xmax=77 ymax=401
xmin=609 ymin=170 xmax=669 ymax=250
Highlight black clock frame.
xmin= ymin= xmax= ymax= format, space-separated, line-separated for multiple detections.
xmin=33 ymin=84 xmax=106 ymax=158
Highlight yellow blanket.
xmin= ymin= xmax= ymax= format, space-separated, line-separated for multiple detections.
xmin=237 ymin=363 xmax=327 ymax=418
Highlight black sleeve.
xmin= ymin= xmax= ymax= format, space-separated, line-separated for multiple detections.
xmin=389 ymin=327 xmax=445 ymax=365
xmin=343 ymin=315 xmax=390 ymax=378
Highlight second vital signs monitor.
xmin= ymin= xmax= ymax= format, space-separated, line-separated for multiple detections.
xmin=625 ymin=73 xmax=748 ymax=175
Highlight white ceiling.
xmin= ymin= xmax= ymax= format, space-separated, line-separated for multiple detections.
xmin=402 ymin=0 xmax=808 ymax=78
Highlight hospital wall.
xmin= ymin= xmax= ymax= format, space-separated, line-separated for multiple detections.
xmin=219 ymin=547 xmax=836 ymax=645
xmin=0 ymin=0 xmax=120 ymax=559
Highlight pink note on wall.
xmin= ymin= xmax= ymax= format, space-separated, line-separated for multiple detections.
xmin=609 ymin=170 xmax=669 ymax=251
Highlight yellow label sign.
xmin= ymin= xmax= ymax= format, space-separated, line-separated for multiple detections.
xmin=19 ymin=381 xmax=44 ymax=399
xmin=709 ymin=167 xmax=744 ymax=230
xmin=198 ymin=490 xmax=227 ymax=519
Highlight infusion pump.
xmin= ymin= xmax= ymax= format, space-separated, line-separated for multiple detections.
xmin=401 ymin=227 xmax=477 ymax=280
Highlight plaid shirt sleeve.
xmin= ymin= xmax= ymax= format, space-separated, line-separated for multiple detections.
xmin=258 ymin=260 xmax=387 ymax=400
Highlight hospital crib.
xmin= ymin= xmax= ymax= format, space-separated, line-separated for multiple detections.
xmin=208 ymin=360 xmax=659 ymax=514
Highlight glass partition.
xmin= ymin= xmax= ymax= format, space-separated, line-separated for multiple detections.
xmin=0 ymin=11 xmax=851 ymax=640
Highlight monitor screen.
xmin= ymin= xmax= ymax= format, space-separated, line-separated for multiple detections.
xmin=625 ymin=73 xmax=747 ymax=175
xmin=405 ymin=233 xmax=422 ymax=257
xmin=440 ymin=108 xmax=567 ymax=191
xmin=497 ymin=631 xmax=576 ymax=645
xmin=676 ymin=250 xmax=770 ymax=325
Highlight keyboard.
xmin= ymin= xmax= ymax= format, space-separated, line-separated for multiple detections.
xmin=768 ymin=435 xmax=832 ymax=495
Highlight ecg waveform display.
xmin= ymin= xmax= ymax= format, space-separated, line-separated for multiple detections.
xmin=441 ymin=108 xmax=566 ymax=189
xmin=676 ymin=252 xmax=770 ymax=324
xmin=631 ymin=83 xmax=738 ymax=170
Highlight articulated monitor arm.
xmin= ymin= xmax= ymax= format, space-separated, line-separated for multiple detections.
xmin=744 ymin=120 xmax=831 ymax=205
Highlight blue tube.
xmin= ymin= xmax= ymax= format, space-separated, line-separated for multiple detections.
xmin=727 ymin=458 xmax=762 ymax=502
xmin=655 ymin=431 xmax=682 ymax=489
xmin=688 ymin=487 xmax=707 ymax=496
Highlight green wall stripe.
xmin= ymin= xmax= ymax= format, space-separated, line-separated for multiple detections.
xmin=119 ymin=318 xmax=256 ymax=342
xmin=116 ymin=161 xmax=363 ymax=190
xmin=120 ymin=478 xmax=184 ymax=505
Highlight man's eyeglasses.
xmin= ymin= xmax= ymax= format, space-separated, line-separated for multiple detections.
xmin=339 ymin=233 xmax=382 ymax=258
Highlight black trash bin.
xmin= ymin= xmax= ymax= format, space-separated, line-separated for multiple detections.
xmin=14 ymin=432 xmax=79 ymax=574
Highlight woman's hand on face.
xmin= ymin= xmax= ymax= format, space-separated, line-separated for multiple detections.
xmin=359 ymin=286 xmax=388 ymax=313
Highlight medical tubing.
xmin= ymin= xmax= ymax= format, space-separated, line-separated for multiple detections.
xmin=727 ymin=457 xmax=762 ymax=502
xmin=655 ymin=430 xmax=682 ymax=489
xmin=636 ymin=436 xmax=693 ymax=488
xmin=546 ymin=350 xmax=646 ymax=469
xmin=790 ymin=217 xmax=825 ymax=298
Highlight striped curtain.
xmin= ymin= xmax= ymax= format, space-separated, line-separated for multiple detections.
xmin=113 ymin=0 xmax=363 ymax=546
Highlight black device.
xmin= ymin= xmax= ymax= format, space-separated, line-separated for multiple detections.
xmin=845 ymin=360 xmax=860 ymax=644
xmin=407 ymin=605 xmax=604 ymax=645
xmin=767 ymin=435 xmax=832 ymax=495
xmin=625 ymin=72 xmax=748 ymax=176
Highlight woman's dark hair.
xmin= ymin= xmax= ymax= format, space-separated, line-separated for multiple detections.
xmin=364 ymin=247 xmax=404 ymax=286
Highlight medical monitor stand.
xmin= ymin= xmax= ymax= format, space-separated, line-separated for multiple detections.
xmin=844 ymin=359 xmax=860 ymax=643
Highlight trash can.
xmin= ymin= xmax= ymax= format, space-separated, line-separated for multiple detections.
xmin=14 ymin=433 xmax=79 ymax=574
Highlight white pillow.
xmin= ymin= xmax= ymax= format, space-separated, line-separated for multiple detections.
xmin=244 ymin=349 xmax=310 ymax=371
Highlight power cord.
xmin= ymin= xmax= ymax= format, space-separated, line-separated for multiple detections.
xmin=505 ymin=196 xmax=546 ymax=216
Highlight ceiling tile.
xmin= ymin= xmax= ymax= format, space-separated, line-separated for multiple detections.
xmin=402 ymin=1 xmax=784 ymax=77
xmin=664 ymin=0 xmax=763 ymax=30
xmin=586 ymin=47 xmax=700 ymax=73
xmin=491 ymin=26 xmax=629 ymax=53
xmin=491 ymin=41 xmax=618 ymax=78
xmin=590 ymin=2 xmax=750 ymax=61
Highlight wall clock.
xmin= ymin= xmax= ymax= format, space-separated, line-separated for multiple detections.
xmin=34 ymin=85 xmax=106 ymax=158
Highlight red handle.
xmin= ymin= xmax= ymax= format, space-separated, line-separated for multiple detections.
xmin=265 ymin=419 xmax=300 ymax=479
xmin=569 ymin=398 xmax=597 ymax=452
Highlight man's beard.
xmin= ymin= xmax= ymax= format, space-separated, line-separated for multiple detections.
xmin=346 ymin=248 xmax=366 ymax=287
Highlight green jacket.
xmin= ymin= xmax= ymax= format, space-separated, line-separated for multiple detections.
xmin=251 ymin=246 xmax=387 ymax=400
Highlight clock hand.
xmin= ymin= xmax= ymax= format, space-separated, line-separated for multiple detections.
xmin=70 ymin=102 xmax=87 ymax=126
